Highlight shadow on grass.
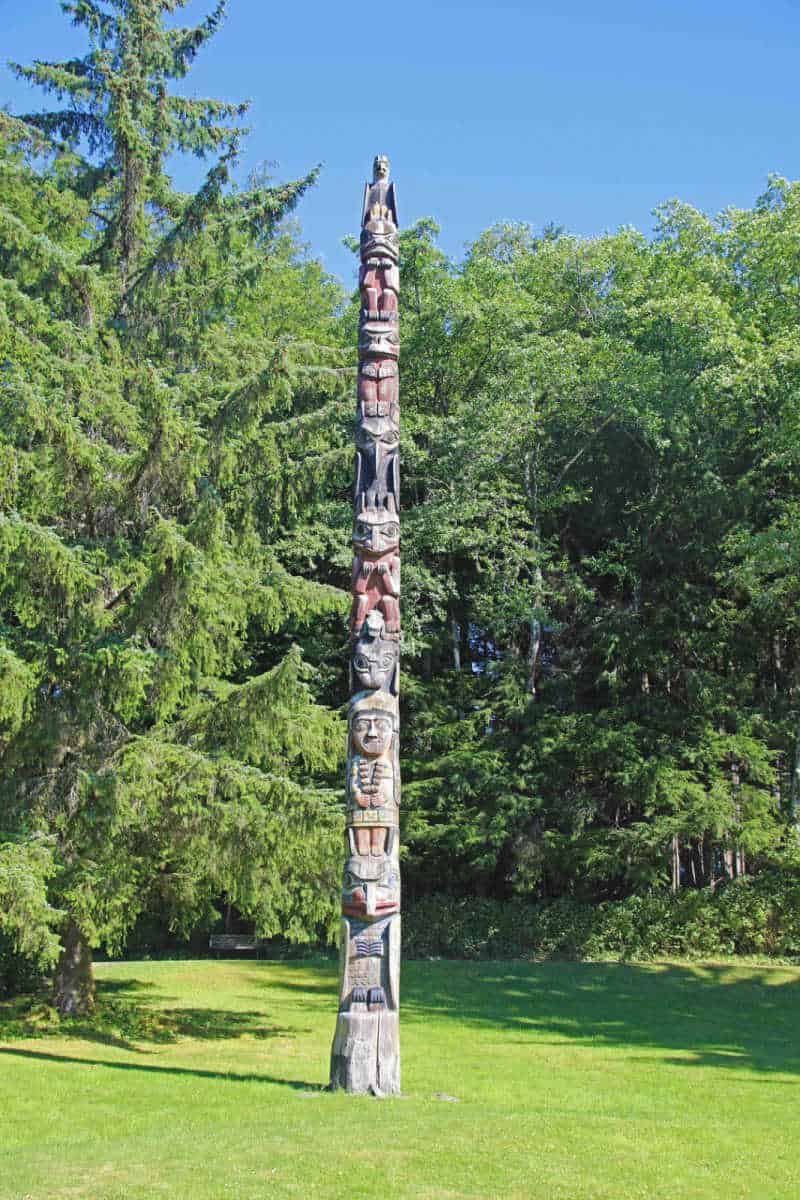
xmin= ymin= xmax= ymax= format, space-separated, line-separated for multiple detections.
xmin=395 ymin=959 xmax=800 ymax=1079
xmin=0 ymin=1045 xmax=325 ymax=1089
xmin=3 ymin=958 xmax=798 ymax=1085
xmin=0 ymin=974 xmax=303 ymax=1052
xmin=253 ymin=957 xmax=800 ymax=1078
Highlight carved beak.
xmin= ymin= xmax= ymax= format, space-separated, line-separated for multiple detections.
xmin=365 ymin=883 xmax=376 ymax=917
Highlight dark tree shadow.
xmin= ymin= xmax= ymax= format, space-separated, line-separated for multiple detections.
xmin=394 ymin=959 xmax=800 ymax=1079
xmin=242 ymin=956 xmax=800 ymax=1077
xmin=0 ymin=974 xmax=304 ymax=1052
xmin=245 ymin=957 xmax=800 ymax=1078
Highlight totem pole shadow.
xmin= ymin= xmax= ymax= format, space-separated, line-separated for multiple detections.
xmin=0 ymin=1045 xmax=325 ymax=1090
xmin=397 ymin=959 xmax=800 ymax=1080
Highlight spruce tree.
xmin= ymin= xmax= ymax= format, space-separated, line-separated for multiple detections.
xmin=0 ymin=3 xmax=352 ymax=1011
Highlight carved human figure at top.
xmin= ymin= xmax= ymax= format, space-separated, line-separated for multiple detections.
xmin=362 ymin=155 xmax=397 ymax=227
xmin=360 ymin=156 xmax=399 ymax=321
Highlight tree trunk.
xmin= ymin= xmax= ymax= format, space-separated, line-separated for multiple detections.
xmin=791 ymin=716 xmax=800 ymax=823
xmin=527 ymin=609 xmax=542 ymax=697
xmin=451 ymin=617 xmax=461 ymax=672
xmin=53 ymin=920 xmax=95 ymax=1015
xmin=702 ymin=832 xmax=714 ymax=890
xmin=523 ymin=442 xmax=543 ymax=698
xmin=671 ymin=835 xmax=680 ymax=893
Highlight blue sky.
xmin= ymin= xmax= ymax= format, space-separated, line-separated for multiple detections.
xmin=3 ymin=0 xmax=800 ymax=285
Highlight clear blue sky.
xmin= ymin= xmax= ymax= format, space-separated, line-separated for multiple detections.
xmin=3 ymin=0 xmax=800 ymax=284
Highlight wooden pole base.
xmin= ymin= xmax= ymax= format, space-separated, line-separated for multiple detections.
xmin=329 ymin=1009 xmax=400 ymax=1096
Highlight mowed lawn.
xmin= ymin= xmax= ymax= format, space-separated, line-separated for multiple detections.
xmin=1 ymin=958 xmax=799 ymax=1200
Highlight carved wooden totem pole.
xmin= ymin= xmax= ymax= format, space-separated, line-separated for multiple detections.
xmin=329 ymin=155 xmax=401 ymax=1095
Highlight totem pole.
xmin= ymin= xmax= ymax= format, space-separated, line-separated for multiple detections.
xmin=329 ymin=155 xmax=401 ymax=1095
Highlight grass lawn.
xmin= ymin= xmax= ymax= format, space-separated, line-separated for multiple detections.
xmin=1 ymin=957 xmax=798 ymax=1200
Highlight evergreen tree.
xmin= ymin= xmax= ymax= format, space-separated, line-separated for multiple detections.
xmin=0 ymin=2 xmax=351 ymax=1011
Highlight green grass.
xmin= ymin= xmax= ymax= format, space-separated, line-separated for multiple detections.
xmin=1 ymin=957 xmax=799 ymax=1199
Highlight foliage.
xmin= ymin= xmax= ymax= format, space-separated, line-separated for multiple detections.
xmin=0 ymin=1 xmax=351 ymax=999
xmin=5 ymin=3 xmax=800 ymax=992
xmin=403 ymin=870 xmax=800 ymax=960
xmin=391 ymin=192 xmax=800 ymax=902
xmin=0 ymin=837 xmax=62 ymax=977
xmin=0 ymin=933 xmax=49 ymax=999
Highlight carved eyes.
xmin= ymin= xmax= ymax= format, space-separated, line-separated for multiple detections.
xmin=356 ymin=429 xmax=398 ymax=446
xmin=354 ymin=523 xmax=399 ymax=540
xmin=353 ymin=717 xmax=392 ymax=735
xmin=353 ymin=653 xmax=394 ymax=674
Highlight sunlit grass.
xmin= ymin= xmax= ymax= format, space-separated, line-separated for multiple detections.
xmin=1 ymin=957 xmax=798 ymax=1199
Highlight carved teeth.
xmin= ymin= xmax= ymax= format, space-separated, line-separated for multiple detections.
xmin=362 ymin=309 xmax=398 ymax=323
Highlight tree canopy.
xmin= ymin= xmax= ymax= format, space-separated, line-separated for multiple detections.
xmin=394 ymin=199 xmax=800 ymax=902
xmin=2 ymin=1 xmax=800 ymax=1006
xmin=0 ymin=0 xmax=351 ymax=1010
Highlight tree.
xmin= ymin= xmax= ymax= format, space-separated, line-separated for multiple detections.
xmin=0 ymin=2 xmax=352 ymax=1012
xmin=386 ymin=206 xmax=796 ymax=903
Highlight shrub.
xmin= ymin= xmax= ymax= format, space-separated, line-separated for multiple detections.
xmin=402 ymin=869 xmax=800 ymax=961
xmin=0 ymin=932 xmax=47 ymax=997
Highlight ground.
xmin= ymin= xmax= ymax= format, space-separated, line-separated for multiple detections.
xmin=1 ymin=957 xmax=798 ymax=1199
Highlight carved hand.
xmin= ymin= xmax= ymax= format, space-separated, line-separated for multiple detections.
xmin=383 ymin=562 xmax=400 ymax=596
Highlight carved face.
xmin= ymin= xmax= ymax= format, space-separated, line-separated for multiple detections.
xmin=353 ymin=507 xmax=399 ymax=557
xmin=352 ymin=641 xmax=398 ymax=692
xmin=351 ymin=712 xmax=393 ymax=757
xmin=356 ymin=418 xmax=399 ymax=453
xmin=359 ymin=326 xmax=400 ymax=358
xmin=373 ymin=155 xmax=390 ymax=182
xmin=360 ymin=227 xmax=399 ymax=259
xmin=342 ymin=853 xmax=400 ymax=919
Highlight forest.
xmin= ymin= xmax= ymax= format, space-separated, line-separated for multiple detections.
xmin=2 ymin=0 xmax=800 ymax=1010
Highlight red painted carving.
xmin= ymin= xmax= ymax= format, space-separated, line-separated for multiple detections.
xmin=359 ymin=257 xmax=399 ymax=319
xmin=358 ymin=360 xmax=398 ymax=418
xmin=350 ymin=551 xmax=400 ymax=635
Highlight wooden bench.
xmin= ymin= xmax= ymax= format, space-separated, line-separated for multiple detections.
xmin=208 ymin=934 xmax=268 ymax=959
